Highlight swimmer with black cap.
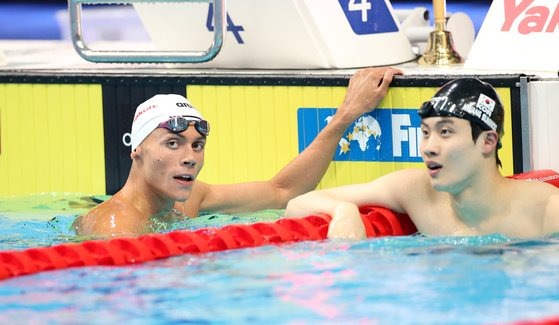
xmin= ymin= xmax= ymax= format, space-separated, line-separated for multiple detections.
xmin=418 ymin=78 xmax=505 ymax=166
xmin=286 ymin=78 xmax=559 ymax=239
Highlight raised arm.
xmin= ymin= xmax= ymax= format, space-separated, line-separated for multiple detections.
xmin=194 ymin=67 xmax=403 ymax=214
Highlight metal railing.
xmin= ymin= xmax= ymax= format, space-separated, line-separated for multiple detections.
xmin=68 ymin=0 xmax=225 ymax=63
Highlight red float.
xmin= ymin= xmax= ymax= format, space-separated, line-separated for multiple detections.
xmin=1 ymin=170 xmax=558 ymax=281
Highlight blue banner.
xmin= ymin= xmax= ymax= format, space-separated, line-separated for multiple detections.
xmin=297 ymin=108 xmax=423 ymax=162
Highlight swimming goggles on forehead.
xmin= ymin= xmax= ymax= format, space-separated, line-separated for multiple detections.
xmin=157 ymin=116 xmax=210 ymax=136
xmin=418 ymin=98 xmax=494 ymax=131
xmin=418 ymin=97 xmax=461 ymax=119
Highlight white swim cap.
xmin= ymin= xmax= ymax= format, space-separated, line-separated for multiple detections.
xmin=130 ymin=94 xmax=203 ymax=151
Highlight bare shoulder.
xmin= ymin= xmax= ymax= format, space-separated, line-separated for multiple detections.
xmin=375 ymin=168 xmax=433 ymax=194
xmin=508 ymin=178 xmax=559 ymax=203
xmin=389 ymin=168 xmax=431 ymax=185
xmin=544 ymin=193 xmax=559 ymax=235
xmin=364 ymin=168 xmax=423 ymax=183
xmin=75 ymin=198 xmax=147 ymax=237
xmin=362 ymin=168 xmax=434 ymax=212
xmin=505 ymin=178 xmax=559 ymax=235
xmin=390 ymin=168 xmax=440 ymax=201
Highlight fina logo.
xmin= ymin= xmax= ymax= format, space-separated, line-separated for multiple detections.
xmin=297 ymin=108 xmax=422 ymax=162
xmin=333 ymin=114 xmax=383 ymax=154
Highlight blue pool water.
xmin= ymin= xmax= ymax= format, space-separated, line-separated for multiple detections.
xmin=1 ymin=194 xmax=559 ymax=324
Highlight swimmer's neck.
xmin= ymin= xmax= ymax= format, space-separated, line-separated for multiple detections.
xmin=118 ymin=175 xmax=176 ymax=220
xmin=448 ymin=167 xmax=507 ymax=227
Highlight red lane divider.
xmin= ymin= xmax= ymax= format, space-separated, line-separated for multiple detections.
xmin=2 ymin=169 xmax=558 ymax=281
xmin=0 ymin=206 xmax=416 ymax=281
xmin=506 ymin=169 xmax=559 ymax=187
xmin=509 ymin=316 xmax=559 ymax=325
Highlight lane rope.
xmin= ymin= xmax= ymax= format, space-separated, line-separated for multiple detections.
xmin=1 ymin=170 xmax=558 ymax=281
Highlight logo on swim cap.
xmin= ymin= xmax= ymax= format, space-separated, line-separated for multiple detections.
xmin=418 ymin=78 xmax=504 ymax=133
xmin=476 ymin=94 xmax=495 ymax=115
xmin=130 ymin=94 xmax=205 ymax=151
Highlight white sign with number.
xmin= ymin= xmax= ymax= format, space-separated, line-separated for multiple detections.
xmin=466 ymin=0 xmax=559 ymax=73
xmin=349 ymin=0 xmax=372 ymax=22
xmin=134 ymin=0 xmax=415 ymax=68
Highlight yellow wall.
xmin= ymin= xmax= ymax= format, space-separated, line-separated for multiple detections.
xmin=0 ymin=82 xmax=514 ymax=196
xmin=0 ymin=84 xmax=105 ymax=196
xmin=188 ymin=85 xmax=514 ymax=189
xmin=189 ymin=85 xmax=344 ymax=187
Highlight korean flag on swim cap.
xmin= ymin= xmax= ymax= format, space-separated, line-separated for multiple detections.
xmin=130 ymin=94 xmax=204 ymax=151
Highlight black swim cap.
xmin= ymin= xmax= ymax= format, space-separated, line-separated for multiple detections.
xmin=418 ymin=78 xmax=504 ymax=135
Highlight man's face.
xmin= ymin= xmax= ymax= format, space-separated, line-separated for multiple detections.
xmin=134 ymin=123 xmax=206 ymax=202
xmin=420 ymin=117 xmax=483 ymax=193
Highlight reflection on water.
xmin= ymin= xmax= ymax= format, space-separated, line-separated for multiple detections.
xmin=1 ymin=194 xmax=559 ymax=324
xmin=0 ymin=193 xmax=284 ymax=250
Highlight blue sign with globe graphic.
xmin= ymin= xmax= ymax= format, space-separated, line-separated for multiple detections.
xmin=297 ymin=108 xmax=423 ymax=162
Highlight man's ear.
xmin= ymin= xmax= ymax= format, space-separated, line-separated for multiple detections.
xmin=480 ymin=131 xmax=499 ymax=154
xmin=130 ymin=147 xmax=141 ymax=160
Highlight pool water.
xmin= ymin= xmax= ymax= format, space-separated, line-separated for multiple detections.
xmin=0 ymin=193 xmax=282 ymax=251
xmin=1 ymin=194 xmax=559 ymax=324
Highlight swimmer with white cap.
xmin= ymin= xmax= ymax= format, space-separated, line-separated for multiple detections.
xmin=74 ymin=67 xmax=402 ymax=237
xmin=286 ymin=78 xmax=559 ymax=239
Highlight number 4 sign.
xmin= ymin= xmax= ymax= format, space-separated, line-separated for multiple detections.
xmin=349 ymin=0 xmax=372 ymax=22
xmin=206 ymin=3 xmax=245 ymax=44
xmin=338 ymin=0 xmax=399 ymax=35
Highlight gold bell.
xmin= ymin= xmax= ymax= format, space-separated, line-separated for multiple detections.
xmin=419 ymin=0 xmax=463 ymax=65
